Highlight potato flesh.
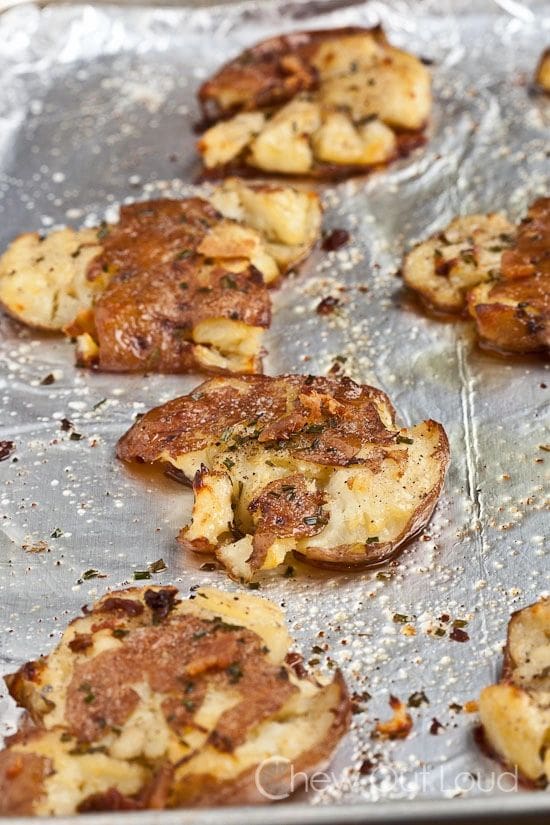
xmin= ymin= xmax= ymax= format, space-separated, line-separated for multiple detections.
xmin=198 ymin=32 xmax=430 ymax=173
xmin=403 ymin=213 xmax=515 ymax=313
xmin=0 ymin=228 xmax=103 ymax=330
xmin=2 ymin=587 xmax=348 ymax=814
xmin=479 ymin=599 xmax=550 ymax=784
xmin=174 ymin=417 xmax=446 ymax=580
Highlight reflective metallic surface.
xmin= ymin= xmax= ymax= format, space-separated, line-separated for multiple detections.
xmin=0 ymin=0 xmax=548 ymax=821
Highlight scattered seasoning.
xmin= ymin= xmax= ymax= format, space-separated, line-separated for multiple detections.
xmin=408 ymin=691 xmax=429 ymax=708
xmin=226 ymin=662 xmax=243 ymax=684
xmin=396 ymin=435 xmax=414 ymax=445
xmin=23 ymin=540 xmax=49 ymax=554
xmin=359 ymin=758 xmax=376 ymax=775
xmin=50 ymin=528 xmax=63 ymax=539
xmin=322 ymin=228 xmax=350 ymax=251
xmin=316 ymin=295 xmax=340 ymax=315
xmin=78 ymin=682 xmax=95 ymax=704
xmin=133 ymin=571 xmax=152 ymax=581
xmin=429 ymin=718 xmax=445 ymax=735
xmin=0 ymin=441 xmax=15 ymax=461
xmin=450 ymin=627 xmax=470 ymax=643
xmin=40 ymin=373 xmax=55 ymax=385
xmin=78 ymin=569 xmax=106 ymax=583
xmin=148 ymin=558 xmax=167 ymax=573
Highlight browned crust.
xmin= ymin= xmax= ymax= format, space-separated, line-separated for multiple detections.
xmin=534 ymin=47 xmax=550 ymax=93
xmin=198 ymin=26 xmax=389 ymax=124
xmin=116 ymin=374 xmax=397 ymax=468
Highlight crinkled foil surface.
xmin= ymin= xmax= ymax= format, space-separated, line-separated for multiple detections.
xmin=0 ymin=0 xmax=549 ymax=821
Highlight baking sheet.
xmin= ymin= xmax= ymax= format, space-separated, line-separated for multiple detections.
xmin=0 ymin=0 xmax=549 ymax=821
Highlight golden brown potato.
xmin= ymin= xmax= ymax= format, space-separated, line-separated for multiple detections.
xmin=197 ymin=26 xmax=431 ymax=178
xmin=0 ymin=586 xmax=351 ymax=815
xmin=535 ymin=48 xmax=550 ymax=92
xmin=403 ymin=213 xmax=515 ymax=314
xmin=478 ymin=598 xmax=550 ymax=786
xmin=468 ymin=198 xmax=549 ymax=354
xmin=0 ymin=183 xmax=321 ymax=374
xmin=403 ymin=197 xmax=549 ymax=355
xmin=117 ymin=374 xmax=449 ymax=580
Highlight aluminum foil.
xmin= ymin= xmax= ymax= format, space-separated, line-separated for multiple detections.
xmin=0 ymin=0 xmax=549 ymax=821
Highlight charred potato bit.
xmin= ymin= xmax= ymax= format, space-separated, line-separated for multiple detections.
xmin=0 ymin=586 xmax=351 ymax=815
xmin=535 ymin=48 xmax=550 ymax=92
xmin=197 ymin=26 xmax=431 ymax=178
xmin=479 ymin=598 xmax=550 ymax=785
xmin=117 ymin=374 xmax=449 ymax=579
xmin=404 ymin=198 xmax=549 ymax=355
xmin=0 ymin=183 xmax=321 ymax=374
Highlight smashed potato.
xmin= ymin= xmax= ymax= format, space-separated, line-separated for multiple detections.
xmin=479 ymin=598 xmax=550 ymax=786
xmin=0 ymin=586 xmax=350 ymax=814
xmin=0 ymin=181 xmax=321 ymax=374
xmin=403 ymin=198 xmax=549 ymax=354
xmin=117 ymin=374 xmax=449 ymax=580
xmin=197 ymin=26 xmax=431 ymax=178
xmin=535 ymin=48 xmax=550 ymax=92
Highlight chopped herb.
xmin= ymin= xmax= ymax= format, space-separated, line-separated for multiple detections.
xmin=112 ymin=628 xmax=129 ymax=639
xmin=221 ymin=275 xmax=238 ymax=289
xmin=60 ymin=732 xmax=72 ymax=742
xmin=182 ymin=699 xmax=196 ymax=711
xmin=247 ymin=581 xmax=260 ymax=590
xmin=226 ymin=662 xmax=243 ymax=684
xmin=179 ymin=281 xmax=189 ymax=290
xmin=93 ymin=398 xmax=107 ymax=411
xmin=433 ymin=626 xmax=446 ymax=637
xmin=223 ymin=457 xmax=235 ymax=470
xmin=50 ymin=528 xmax=63 ymax=539
xmin=452 ymin=618 xmax=468 ymax=628
xmin=148 ymin=558 xmax=167 ymax=573
xmin=303 ymin=515 xmax=321 ymax=526
xmin=283 ymin=565 xmax=295 ymax=578
xmin=97 ymin=223 xmax=109 ymax=241
xmin=70 ymin=432 xmax=83 ymax=441
xmin=175 ymin=249 xmax=193 ymax=260
xmin=79 ymin=569 xmax=106 ymax=582
xmin=305 ymin=423 xmax=324 ymax=434
xmin=376 ymin=571 xmax=391 ymax=581
xmin=396 ymin=436 xmax=414 ymax=445
xmin=392 ymin=613 xmax=409 ymax=624
xmin=78 ymin=682 xmax=95 ymax=704
xmin=459 ymin=249 xmax=476 ymax=265
xmin=134 ymin=570 xmax=152 ymax=581
xmin=40 ymin=373 xmax=55 ymax=385
xmin=196 ymin=286 xmax=212 ymax=294
xmin=366 ymin=536 xmax=379 ymax=544
xmin=311 ymin=645 xmax=324 ymax=655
